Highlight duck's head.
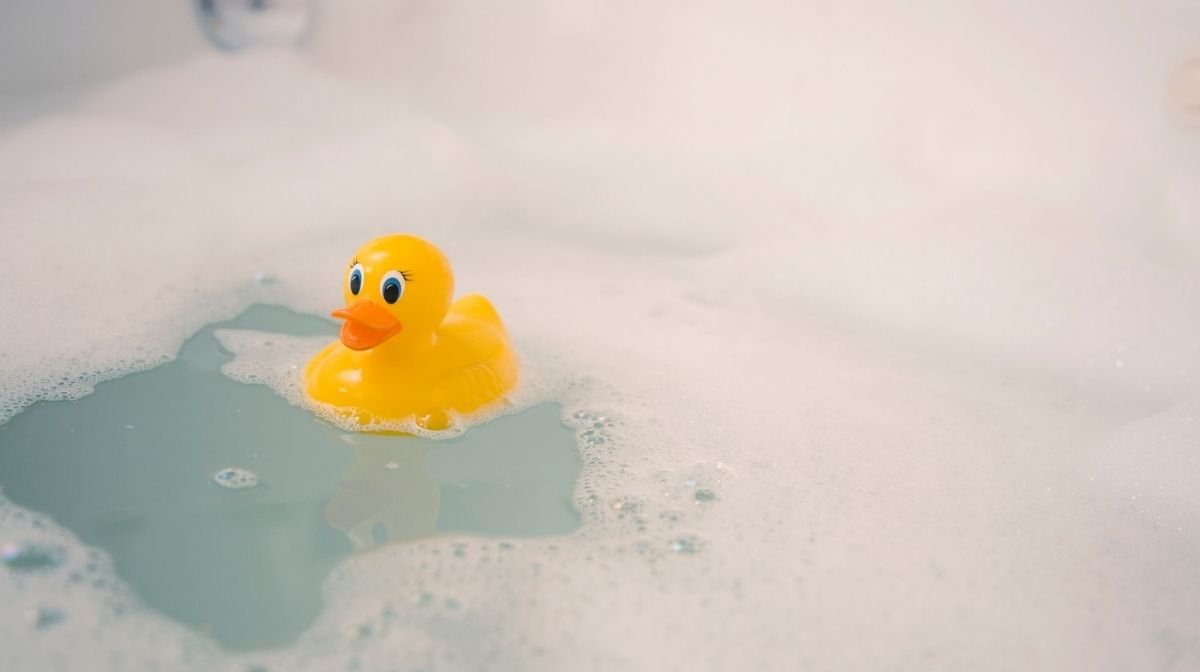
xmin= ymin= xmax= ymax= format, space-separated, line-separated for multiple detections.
xmin=331 ymin=234 xmax=454 ymax=351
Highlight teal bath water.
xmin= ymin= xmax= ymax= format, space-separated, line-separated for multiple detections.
xmin=0 ymin=305 xmax=581 ymax=650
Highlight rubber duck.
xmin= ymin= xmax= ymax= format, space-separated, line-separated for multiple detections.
xmin=304 ymin=234 xmax=518 ymax=430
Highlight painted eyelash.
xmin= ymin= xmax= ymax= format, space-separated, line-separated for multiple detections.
xmin=346 ymin=262 xmax=412 ymax=281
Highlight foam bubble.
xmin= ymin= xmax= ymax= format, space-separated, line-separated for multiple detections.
xmin=1 ymin=542 xmax=65 ymax=572
xmin=212 ymin=468 xmax=260 ymax=490
xmin=27 ymin=606 xmax=66 ymax=630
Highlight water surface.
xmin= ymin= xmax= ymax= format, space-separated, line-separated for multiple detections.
xmin=0 ymin=305 xmax=581 ymax=650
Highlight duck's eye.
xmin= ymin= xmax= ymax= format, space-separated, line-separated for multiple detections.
xmin=380 ymin=271 xmax=405 ymax=304
xmin=348 ymin=263 xmax=364 ymax=295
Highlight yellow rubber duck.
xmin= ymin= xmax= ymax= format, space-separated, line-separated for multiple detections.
xmin=304 ymin=234 xmax=518 ymax=430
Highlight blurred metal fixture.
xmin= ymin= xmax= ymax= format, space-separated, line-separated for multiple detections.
xmin=196 ymin=0 xmax=313 ymax=51
xmin=1172 ymin=59 xmax=1200 ymax=120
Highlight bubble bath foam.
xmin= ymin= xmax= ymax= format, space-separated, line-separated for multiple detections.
xmin=1 ymin=1 xmax=1199 ymax=669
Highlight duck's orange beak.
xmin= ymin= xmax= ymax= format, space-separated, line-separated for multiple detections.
xmin=331 ymin=299 xmax=403 ymax=351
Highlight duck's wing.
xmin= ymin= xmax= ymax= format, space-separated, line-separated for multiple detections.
xmin=432 ymin=295 xmax=518 ymax=413
xmin=431 ymin=360 xmax=514 ymax=413
xmin=437 ymin=294 xmax=511 ymax=362
xmin=449 ymin=293 xmax=506 ymax=331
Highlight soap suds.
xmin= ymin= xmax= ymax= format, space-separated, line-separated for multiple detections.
xmin=1 ymin=0 xmax=1199 ymax=669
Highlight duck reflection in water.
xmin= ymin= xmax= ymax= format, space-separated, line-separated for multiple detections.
xmin=321 ymin=402 xmax=587 ymax=552
xmin=325 ymin=440 xmax=439 ymax=550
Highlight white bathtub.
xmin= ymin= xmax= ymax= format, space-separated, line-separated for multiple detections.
xmin=1 ymin=1 xmax=1199 ymax=670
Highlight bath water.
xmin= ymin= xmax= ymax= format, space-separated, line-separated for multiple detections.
xmin=0 ymin=305 xmax=581 ymax=650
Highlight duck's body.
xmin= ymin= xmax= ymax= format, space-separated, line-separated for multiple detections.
xmin=304 ymin=235 xmax=518 ymax=430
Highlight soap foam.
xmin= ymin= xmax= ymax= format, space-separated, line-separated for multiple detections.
xmin=1 ymin=0 xmax=1200 ymax=669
